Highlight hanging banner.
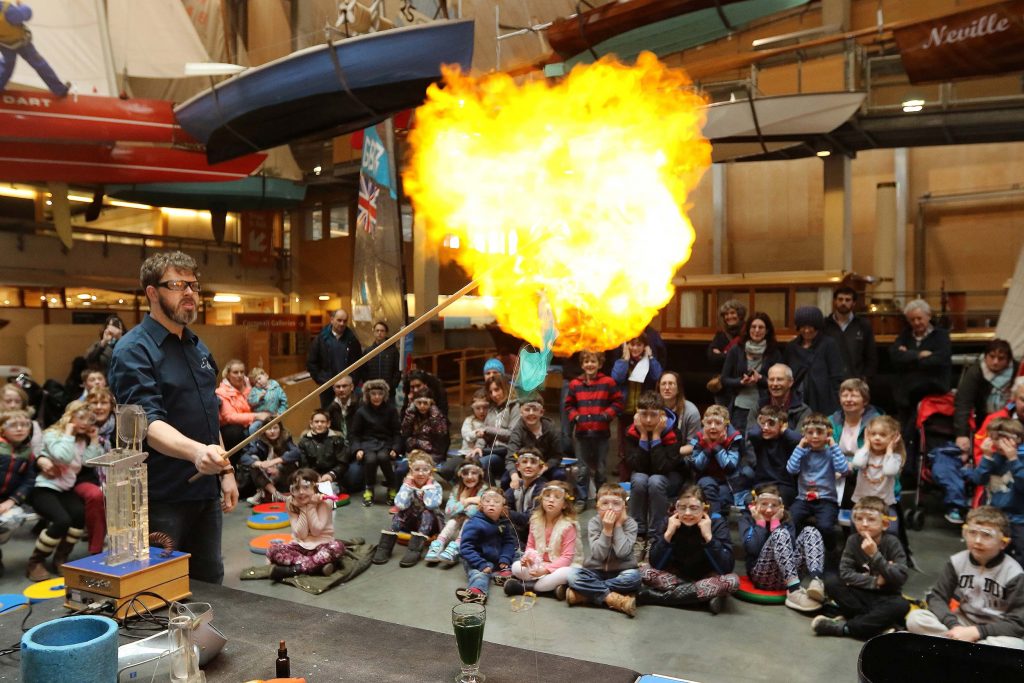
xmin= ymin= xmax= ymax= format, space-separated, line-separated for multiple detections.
xmin=893 ymin=0 xmax=1024 ymax=84
xmin=240 ymin=211 xmax=275 ymax=267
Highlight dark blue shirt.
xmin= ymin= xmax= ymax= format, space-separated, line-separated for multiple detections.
xmin=109 ymin=315 xmax=220 ymax=503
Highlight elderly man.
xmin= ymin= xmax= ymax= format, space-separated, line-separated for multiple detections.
xmin=759 ymin=363 xmax=811 ymax=430
xmin=307 ymin=308 xmax=363 ymax=408
xmin=823 ymin=286 xmax=878 ymax=381
xmin=109 ymin=251 xmax=238 ymax=584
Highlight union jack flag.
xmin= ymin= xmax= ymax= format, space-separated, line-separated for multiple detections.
xmin=356 ymin=173 xmax=379 ymax=233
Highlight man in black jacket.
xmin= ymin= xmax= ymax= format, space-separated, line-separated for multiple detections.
xmin=307 ymin=309 xmax=362 ymax=408
xmin=823 ymin=287 xmax=877 ymax=382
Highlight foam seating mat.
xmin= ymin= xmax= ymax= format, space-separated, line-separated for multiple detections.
xmin=249 ymin=532 xmax=293 ymax=555
xmin=733 ymin=575 xmax=786 ymax=604
xmin=247 ymin=512 xmax=290 ymax=530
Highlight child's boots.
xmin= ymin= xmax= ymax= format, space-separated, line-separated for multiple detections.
xmin=372 ymin=531 xmax=398 ymax=565
xmin=400 ymin=532 xmax=428 ymax=568
xmin=424 ymin=539 xmax=444 ymax=566
xmin=270 ymin=564 xmax=301 ymax=582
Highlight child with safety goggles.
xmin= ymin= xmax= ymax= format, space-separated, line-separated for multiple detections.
xmin=907 ymin=506 xmax=1024 ymax=648
xmin=425 ymin=462 xmax=487 ymax=568
xmin=739 ymin=484 xmax=825 ymax=613
xmin=639 ymin=485 xmax=739 ymax=615
xmin=745 ymin=405 xmax=801 ymax=506
xmin=813 ymin=496 xmax=909 ymax=638
xmin=966 ymin=417 xmax=1024 ymax=563
xmin=265 ymin=467 xmax=346 ymax=582
xmin=683 ymin=404 xmax=743 ymax=516
xmin=785 ymin=413 xmax=849 ymax=556
xmin=504 ymin=448 xmax=549 ymax=546
xmin=506 ymin=481 xmax=583 ymax=597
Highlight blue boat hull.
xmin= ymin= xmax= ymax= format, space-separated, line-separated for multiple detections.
xmin=175 ymin=20 xmax=474 ymax=163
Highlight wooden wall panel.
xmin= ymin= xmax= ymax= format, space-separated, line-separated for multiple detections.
xmin=247 ymin=0 xmax=291 ymax=66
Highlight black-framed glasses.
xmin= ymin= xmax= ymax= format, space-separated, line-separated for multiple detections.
xmin=157 ymin=280 xmax=201 ymax=292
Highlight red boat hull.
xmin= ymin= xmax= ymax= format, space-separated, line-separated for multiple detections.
xmin=0 ymin=89 xmax=195 ymax=144
xmin=0 ymin=142 xmax=266 ymax=184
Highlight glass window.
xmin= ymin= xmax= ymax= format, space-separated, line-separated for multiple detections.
xmin=282 ymin=211 xmax=291 ymax=251
xmin=304 ymin=205 xmax=322 ymax=241
xmin=328 ymin=205 xmax=350 ymax=238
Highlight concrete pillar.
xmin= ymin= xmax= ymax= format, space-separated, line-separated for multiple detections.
xmin=412 ymin=217 xmax=444 ymax=352
xmin=893 ymin=148 xmax=909 ymax=299
xmin=712 ymin=164 xmax=726 ymax=274
xmin=875 ymin=182 xmax=897 ymax=296
xmin=822 ymin=155 xmax=852 ymax=271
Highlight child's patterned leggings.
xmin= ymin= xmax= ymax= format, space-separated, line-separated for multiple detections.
xmin=391 ymin=507 xmax=440 ymax=535
xmin=749 ymin=526 xmax=825 ymax=590
xmin=641 ymin=566 xmax=740 ymax=600
xmin=266 ymin=540 xmax=346 ymax=574
xmin=437 ymin=516 xmax=467 ymax=545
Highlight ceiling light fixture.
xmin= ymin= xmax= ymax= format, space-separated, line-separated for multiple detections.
xmin=902 ymin=98 xmax=924 ymax=113
xmin=213 ymin=294 xmax=241 ymax=303
xmin=318 ymin=294 xmax=331 ymax=301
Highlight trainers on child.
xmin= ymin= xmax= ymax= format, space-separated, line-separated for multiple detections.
xmin=438 ymin=541 xmax=460 ymax=567
xmin=785 ymin=588 xmax=823 ymax=613
xmin=464 ymin=588 xmax=487 ymax=604
xmin=504 ymin=579 xmax=526 ymax=596
xmin=806 ymin=577 xmax=826 ymax=603
xmin=424 ymin=539 xmax=444 ymax=566
xmin=387 ymin=488 xmax=398 ymax=505
xmin=245 ymin=490 xmax=265 ymax=506
xmin=812 ymin=615 xmax=848 ymax=637
xmin=271 ymin=490 xmax=287 ymax=503
xmin=944 ymin=508 xmax=964 ymax=525
xmin=363 ymin=489 xmax=374 ymax=507
xmin=492 ymin=568 xmax=512 ymax=586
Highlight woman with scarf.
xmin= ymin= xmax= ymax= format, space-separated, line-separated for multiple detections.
xmin=954 ymin=339 xmax=1015 ymax=453
xmin=721 ymin=313 xmax=781 ymax=436
xmin=706 ymin=300 xmax=747 ymax=406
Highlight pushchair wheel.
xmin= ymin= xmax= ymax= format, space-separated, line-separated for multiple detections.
xmin=909 ymin=509 xmax=926 ymax=531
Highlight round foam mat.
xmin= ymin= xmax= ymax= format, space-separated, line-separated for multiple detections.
xmin=23 ymin=578 xmax=65 ymax=602
xmin=0 ymin=593 xmax=29 ymax=614
xmin=734 ymin=575 xmax=787 ymax=605
xmin=247 ymin=512 xmax=290 ymax=530
xmin=253 ymin=501 xmax=287 ymax=514
xmin=333 ymin=493 xmax=350 ymax=508
xmin=248 ymin=533 xmax=293 ymax=555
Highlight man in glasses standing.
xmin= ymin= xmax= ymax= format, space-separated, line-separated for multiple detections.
xmin=110 ymin=251 xmax=238 ymax=584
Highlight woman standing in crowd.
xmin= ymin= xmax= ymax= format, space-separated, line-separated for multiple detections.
xmin=721 ymin=312 xmax=781 ymax=436
xmin=785 ymin=306 xmax=843 ymax=415
xmin=706 ymin=300 xmax=747 ymax=406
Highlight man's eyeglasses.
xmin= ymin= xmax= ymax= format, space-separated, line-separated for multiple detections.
xmin=157 ymin=280 xmax=201 ymax=292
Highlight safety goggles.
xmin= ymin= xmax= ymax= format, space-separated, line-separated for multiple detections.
xmin=852 ymin=511 xmax=885 ymax=525
xmin=701 ymin=417 xmax=725 ymax=427
xmin=962 ymin=525 xmax=1005 ymax=544
xmin=674 ymin=503 xmax=704 ymax=514
xmin=596 ymin=497 xmax=625 ymax=510
xmin=757 ymin=417 xmax=782 ymax=428
xmin=802 ymin=426 xmax=829 ymax=437
xmin=289 ymin=481 xmax=316 ymax=494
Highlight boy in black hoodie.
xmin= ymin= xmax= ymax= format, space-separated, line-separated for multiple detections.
xmin=745 ymin=405 xmax=801 ymax=506
xmin=297 ymin=409 xmax=348 ymax=488
xmin=625 ymin=391 xmax=684 ymax=548
xmin=504 ymin=447 xmax=548 ymax=546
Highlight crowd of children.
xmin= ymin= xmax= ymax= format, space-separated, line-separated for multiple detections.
xmin=3 ymin=343 xmax=1024 ymax=654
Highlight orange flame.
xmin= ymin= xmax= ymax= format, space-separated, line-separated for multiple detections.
xmin=403 ymin=52 xmax=710 ymax=354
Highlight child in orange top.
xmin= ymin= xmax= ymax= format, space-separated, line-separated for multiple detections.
xmin=266 ymin=468 xmax=346 ymax=581
xmin=505 ymin=481 xmax=583 ymax=597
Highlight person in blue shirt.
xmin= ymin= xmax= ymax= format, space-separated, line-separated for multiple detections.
xmin=109 ymin=251 xmax=238 ymax=585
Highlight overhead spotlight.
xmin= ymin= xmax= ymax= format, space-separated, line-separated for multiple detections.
xmin=816 ymin=149 xmax=831 ymax=157
xmin=313 ymin=165 xmax=322 ymax=175
xmin=117 ymin=298 xmax=124 ymax=304
xmin=902 ymin=98 xmax=924 ymax=113
xmin=318 ymin=294 xmax=331 ymax=301
xmin=213 ymin=294 xmax=241 ymax=303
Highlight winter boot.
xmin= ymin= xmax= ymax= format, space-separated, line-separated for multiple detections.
xmin=52 ymin=527 xmax=84 ymax=574
xmin=270 ymin=564 xmax=301 ymax=582
xmin=637 ymin=583 xmax=701 ymax=607
xmin=438 ymin=541 xmax=460 ymax=568
xmin=400 ymin=532 xmax=428 ymax=568
xmin=26 ymin=530 xmax=59 ymax=582
xmin=372 ymin=531 xmax=397 ymax=565
xmin=424 ymin=539 xmax=444 ymax=566
xmin=605 ymin=591 xmax=637 ymax=618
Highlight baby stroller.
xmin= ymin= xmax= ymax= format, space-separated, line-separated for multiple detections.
xmin=907 ymin=392 xmax=973 ymax=530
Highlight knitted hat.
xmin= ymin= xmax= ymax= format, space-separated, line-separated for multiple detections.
xmin=794 ymin=306 xmax=824 ymax=330
xmin=483 ymin=358 xmax=505 ymax=375
xmin=519 ymin=391 xmax=544 ymax=408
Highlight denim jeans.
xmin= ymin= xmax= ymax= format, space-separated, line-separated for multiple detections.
xmin=567 ymin=567 xmax=642 ymax=603
xmin=463 ymin=561 xmax=493 ymax=594
xmin=630 ymin=471 xmax=683 ymax=537
xmin=931 ymin=448 xmax=968 ymax=509
xmin=149 ymin=499 xmax=224 ymax=584
xmin=574 ymin=437 xmax=610 ymax=501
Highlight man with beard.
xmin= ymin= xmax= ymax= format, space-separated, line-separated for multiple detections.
xmin=823 ymin=286 xmax=877 ymax=382
xmin=109 ymin=251 xmax=238 ymax=584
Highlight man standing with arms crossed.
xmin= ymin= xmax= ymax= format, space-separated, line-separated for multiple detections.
xmin=110 ymin=251 xmax=238 ymax=584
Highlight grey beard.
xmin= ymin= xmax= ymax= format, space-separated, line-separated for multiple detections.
xmin=160 ymin=295 xmax=197 ymax=326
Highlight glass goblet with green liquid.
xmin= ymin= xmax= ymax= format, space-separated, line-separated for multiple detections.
xmin=451 ymin=603 xmax=486 ymax=683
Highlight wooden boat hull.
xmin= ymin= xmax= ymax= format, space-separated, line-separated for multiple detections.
xmin=175 ymin=20 xmax=475 ymax=163
xmin=703 ymin=92 xmax=866 ymax=139
xmin=0 ymin=89 xmax=194 ymax=144
xmin=0 ymin=142 xmax=266 ymax=184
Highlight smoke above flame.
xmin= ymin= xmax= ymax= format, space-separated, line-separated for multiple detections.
xmin=403 ymin=52 xmax=711 ymax=354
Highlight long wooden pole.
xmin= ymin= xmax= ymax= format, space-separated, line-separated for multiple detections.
xmin=189 ymin=278 xmax=481 ymax=483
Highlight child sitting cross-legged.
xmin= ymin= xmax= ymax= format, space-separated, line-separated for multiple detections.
xmin=564 ymin=483 xmax=642 ymax=618
xmin=906 ymin=506 xmax=1024 ymax=648
xmin=740 ymin=483 xmax=826 ymax=613
xmin=813 ymin=495 xmax=909 ymax=638
xmin=265 ymin=468 xmax=346 ymax=581
xmin=505 ymin=481 xmax=583 ymax=598
xmin=639 ymin=485 xmax=740 ymax=615
xmin=425 ymin=462 xmax=487 ymax=568
xmin=371 ymin=450 xmax=443 ymax=568
xmin=457 ymin=488 xmax=518 ymax=604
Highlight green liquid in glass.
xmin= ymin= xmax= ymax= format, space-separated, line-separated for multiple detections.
xmin=453 ymin=616 xmax=484 ymax=666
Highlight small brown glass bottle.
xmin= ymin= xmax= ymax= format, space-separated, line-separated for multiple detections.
xmin=276 ymin=639 xmax=290 ymax=677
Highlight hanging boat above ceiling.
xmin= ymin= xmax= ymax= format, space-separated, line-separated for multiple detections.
xmin=175 ymin=19 xmax=475 ymax=164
